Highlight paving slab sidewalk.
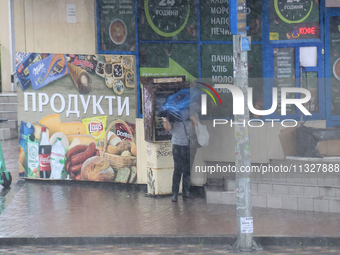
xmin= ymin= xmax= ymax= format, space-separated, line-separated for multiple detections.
xmin=0 ymin=138 xmax=340 ymax=246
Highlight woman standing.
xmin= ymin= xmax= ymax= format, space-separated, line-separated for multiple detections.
xmin=162 ymin=115 xmax=198 ymax=202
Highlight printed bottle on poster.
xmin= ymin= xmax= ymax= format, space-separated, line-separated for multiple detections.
xmin=39 ymin=127 xmax=51 ymax=178
xmin=25 ymin=134 xmax=39 ymax=178
xmin=50 ymin=137 xmax=65 ymax=179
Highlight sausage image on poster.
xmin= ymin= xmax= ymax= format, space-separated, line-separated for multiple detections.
xmin=17 ymin=53 xmax=137 ymax=184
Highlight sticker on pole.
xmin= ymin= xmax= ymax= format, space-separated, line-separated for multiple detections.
xmin=240 ymin=217 xmax=253 ymax=233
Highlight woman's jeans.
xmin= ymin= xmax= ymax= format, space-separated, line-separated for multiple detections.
xmin=172 ymin=144 xmax=197 ymax=194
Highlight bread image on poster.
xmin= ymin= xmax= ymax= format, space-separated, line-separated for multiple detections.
xmin=81 ymin=156 xmax=115 ymax=182
xmin=67 ymin=63 xmax=92 ymax=94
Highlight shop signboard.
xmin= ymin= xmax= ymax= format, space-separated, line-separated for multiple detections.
xmin=201 ymin=44 xmax=263 ymax=118
xmin=269 ymin=0 xmax=320 ymax=41
xmin=200 ymin=0 xmax=262 ymax=41
xmin=98 ymin=0 xmax=136 ymax=51
xmin=17 ymin=53 xmax=138 ymax=184
xmin=330 ymin=16 xmax=340 ymax=115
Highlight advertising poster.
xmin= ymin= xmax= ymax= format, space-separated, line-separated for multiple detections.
xmin=269 ymin=0 xmax=320 ymax=40
xmin=17 ymin=53 xmax=138 ymax=184
xmin=98 ymin=0 xmax=136 ymax=52
xmin=330 ymin=16 xmax=340 ymax=115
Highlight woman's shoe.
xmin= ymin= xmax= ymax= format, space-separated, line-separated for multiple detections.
xmin=171 ymin=193 xmax=178 ymax=202
xmin=183 ymin=191 xmax=194 ymax=199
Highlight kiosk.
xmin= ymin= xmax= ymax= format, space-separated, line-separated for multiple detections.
xmin=142 ymin=76 xmax=189 ymax=195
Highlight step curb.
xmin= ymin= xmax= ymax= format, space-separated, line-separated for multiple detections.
xmin=0 ymin=236 xmax=339 ymax=247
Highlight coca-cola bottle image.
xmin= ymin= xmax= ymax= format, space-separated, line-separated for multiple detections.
xmin=39 ymin=127 xmax=51 ymax=178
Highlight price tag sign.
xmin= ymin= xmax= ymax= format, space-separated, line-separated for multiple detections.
xmin=240 ymin=217 xmax=253 ymax=233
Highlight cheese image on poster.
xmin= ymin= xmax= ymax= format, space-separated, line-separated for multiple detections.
xmin=61 ymin=122 xmax=87 ymax=136
xmin=39 ymin=114 xmax=62 ymax=136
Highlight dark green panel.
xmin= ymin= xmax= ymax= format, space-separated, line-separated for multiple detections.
xmin=139 ymin=43 xmax=199 ymax=81
xmin=201 ymin=44 xmax=262 ymax=117
xmin=200 ymin=0 xmax=262 ymax=41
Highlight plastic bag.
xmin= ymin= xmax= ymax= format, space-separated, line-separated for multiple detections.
xmin=195 ymin=122 xmax=209 ymax=147
xmin=296 ymin=125 xmax=340 ymax=157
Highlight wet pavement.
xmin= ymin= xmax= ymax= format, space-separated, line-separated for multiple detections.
xmin=1 ymin=138 xmax=340 ymax=250
xmin=1 ymin=180 xmax=340 ymax=239
xmin=0 ymin=138 xmax=20 ymax=186
xmin=1 ymin=244 xmax=340 ymax=255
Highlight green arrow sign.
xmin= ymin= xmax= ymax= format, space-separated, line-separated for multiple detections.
xmin=140 ymin=57 xmax=196 ymax=82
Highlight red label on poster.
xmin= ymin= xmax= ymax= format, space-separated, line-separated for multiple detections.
xmin=89 ymin=122 xmax=103 ymax=133
xmin=39 ymin=154 xmax=51 ymax=171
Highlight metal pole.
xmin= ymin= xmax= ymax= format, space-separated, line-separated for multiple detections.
xmin=232 ymin=33 xmax=258 ymax=251
xmin=8 ymin=0 xmax=16 ymax=92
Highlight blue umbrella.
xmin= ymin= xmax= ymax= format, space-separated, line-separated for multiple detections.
xmin=157 ymin=87 xmax=202 ymax=122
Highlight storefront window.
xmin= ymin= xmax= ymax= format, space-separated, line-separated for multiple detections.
xmin=269 ymin=0 xmax=320 ymax=41
xmin=98 ymin=0 xmax=136 ymax=52
xmin=139 ymin=43 xmax=198 ymax=81
xmin=200 ymin=0 xmax=262 ymax=41
xmin=201 ymin=44 xmax=263 ymax=118
xmin=330 ymin=16 xmax=340 ymax=115
xmin=137 ymin=0 xmax=198 ymax=41
xmin=302 ymin=71 xmax=319 ymax=113
xmin=274 ymin=47 xmax=296 ymax=114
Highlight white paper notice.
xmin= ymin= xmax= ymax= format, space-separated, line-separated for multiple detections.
xmin=300 ymin=47 xmax=317 ymax=67
xmin=67 ymin=4 xmax=77 ymax=23
xmin=240 ymin=217 xmax=253 ymax=233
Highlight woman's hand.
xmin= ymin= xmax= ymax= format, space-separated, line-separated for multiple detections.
xmin=162 ymin=117 xmax=172 ymax=131
xmin=190 ymin=115 xmax=198 ymax=126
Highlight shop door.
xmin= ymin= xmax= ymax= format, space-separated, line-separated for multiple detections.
xmin=267 ymin=43 xmax=324 ymax=121
xmin=325 ymin=9 xmax=340 ymax=127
